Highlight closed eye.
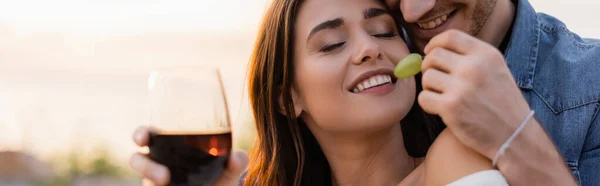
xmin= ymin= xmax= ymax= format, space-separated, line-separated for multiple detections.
xmin=320 ymin=42 xmax=346 ymax=52
xmin=373 ymin=32 xmax=398 ymax=38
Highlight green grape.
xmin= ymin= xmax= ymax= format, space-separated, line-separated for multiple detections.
xmin=394 ymin=53 xmax=423 ymax=79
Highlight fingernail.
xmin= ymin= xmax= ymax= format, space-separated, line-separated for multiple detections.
xmin=134 ymin=131 xmax=144 ymax=144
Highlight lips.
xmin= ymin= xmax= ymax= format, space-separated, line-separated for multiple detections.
xmin=348 ymin=68 xmax=397 ymax=93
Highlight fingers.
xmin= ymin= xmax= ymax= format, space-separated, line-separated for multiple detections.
xmin=132 ymin=126 xmax=166 ymax=185
xmin=421 ymin=47 xmax=462 ymax=74
xmin=133 ymin=126 xmax=155 ymax=147
xmin=418 ymin=90 xmax=445 ymax=115
xmin=424 ymin=29 xmax=477 ymax=55
xmin=422 ymin=68 xmax=452 ymax=93
xmin=129 ymin=152 xmax=170 ymax=186
xmin=214 ymin=150 xmax=249 ymax=186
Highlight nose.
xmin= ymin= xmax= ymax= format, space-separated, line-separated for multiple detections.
xmin=352 ymin=35 xmax=382 ymax=65
xmin=401 ymin=0 xmax=436 ymax=23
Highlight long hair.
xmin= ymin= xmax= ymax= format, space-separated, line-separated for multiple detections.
xmin=245 ymin=0 xmax=445 ymax=185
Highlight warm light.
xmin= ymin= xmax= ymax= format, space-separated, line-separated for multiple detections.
xmin=148 ymin=71 xmax=159 ymax=90
xmin=208 ymin=148 xmax=218 ymax=156
xmin=208 ymin=136 xmax=219 ymax=156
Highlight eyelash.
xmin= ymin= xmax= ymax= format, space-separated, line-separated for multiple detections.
xmin=319 ymin=31 xmax=398 ymax=53
xmin=373 ymin=32 xmax=398 ymax=38
xmin=320 ymin=42 xmax=346 ymax=52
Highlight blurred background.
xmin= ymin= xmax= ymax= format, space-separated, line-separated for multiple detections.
xmin=1 ymin=0 xmax=599 ymax=185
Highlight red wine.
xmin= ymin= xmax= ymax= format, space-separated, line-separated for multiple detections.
xmin=149 ymin=131 xmax=232 ymax=186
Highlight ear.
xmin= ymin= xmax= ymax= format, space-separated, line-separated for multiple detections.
xmin=277 ymin=87 xmax=303 ymax=118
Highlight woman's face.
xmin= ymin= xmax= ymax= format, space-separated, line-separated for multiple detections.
xmin=293 ymin=0 xmax=415 ymax=133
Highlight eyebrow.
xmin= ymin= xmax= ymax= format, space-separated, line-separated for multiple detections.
xmin=306 ymin=8 xmax=390 ymax=42
xmin=364 ymin=8 xmax=388 ymax=19
xmin=307 ymin=18 xmax=344 ymax=42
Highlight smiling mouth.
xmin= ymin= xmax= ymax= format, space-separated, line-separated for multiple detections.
xmin=415 ymin=10 xmax=456 ymax=30
xmin=350 ymin=74 xmax=396 ymax=93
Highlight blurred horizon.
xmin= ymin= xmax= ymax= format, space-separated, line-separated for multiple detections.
xmin=2 ymin=0 xmax=600 ymax=184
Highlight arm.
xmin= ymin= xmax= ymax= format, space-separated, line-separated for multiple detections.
xmin=417 ymin=30 xmax=577 ymax=186
xmin=495 ymin=119 xmax=577 ymax=185
xmin=396 ymin=162 xmax=425 ymax=186
xmin=422 ymin=129 xmax=495 ymax=186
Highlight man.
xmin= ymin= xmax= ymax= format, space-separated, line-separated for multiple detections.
xmin=386 ymin=0 xmax=600 ymax=185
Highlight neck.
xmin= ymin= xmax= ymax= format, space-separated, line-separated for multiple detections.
xmin=306 ymin=121 xmax=414 ymax=186
xmin=477 ymin=0 xmax=516 ymax=48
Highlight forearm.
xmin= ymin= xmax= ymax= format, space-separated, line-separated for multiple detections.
xmin=495 ymin=119 xmax=577 ymax=186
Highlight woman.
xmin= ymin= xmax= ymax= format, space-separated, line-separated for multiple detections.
xmin=130 ymin=0 xmax=508 ymax=185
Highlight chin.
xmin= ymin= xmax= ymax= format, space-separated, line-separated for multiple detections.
xmin=355 ymin=105 xmax=411 ymax=132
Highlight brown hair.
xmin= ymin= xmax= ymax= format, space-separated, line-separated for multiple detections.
xmin=245 ymin=0 xmax=445 ymax=185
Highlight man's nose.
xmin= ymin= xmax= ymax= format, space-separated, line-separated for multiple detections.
xmin=401 ymin=0 xmax=436 ymax=23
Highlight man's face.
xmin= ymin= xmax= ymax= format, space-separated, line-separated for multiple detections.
xmin=386 ymin=0 xmax=497 ymax=52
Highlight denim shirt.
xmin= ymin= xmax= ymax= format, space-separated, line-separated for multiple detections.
xmin=502 ymin=0 xmax=600 ymax=185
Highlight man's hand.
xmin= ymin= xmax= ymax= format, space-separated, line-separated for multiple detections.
xmin=418 ymin=29 xmax=530 ymax=158
xmin=417 ymin=30 xmax=577 ymax=185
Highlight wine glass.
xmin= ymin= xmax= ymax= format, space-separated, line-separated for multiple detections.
xmin=147 ymin=66 xmax=231 ymax=186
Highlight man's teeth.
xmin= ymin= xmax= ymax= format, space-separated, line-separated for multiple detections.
xmin=417 ymin=14 xmax=449 ymax=30
xmin=352 ymin=75 xmax=392 ymax=93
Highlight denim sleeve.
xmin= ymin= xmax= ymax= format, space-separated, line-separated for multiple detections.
xmin=579 ymin=105 xmax=600 ymax=186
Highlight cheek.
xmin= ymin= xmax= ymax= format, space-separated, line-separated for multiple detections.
xmin=448 ymin=8 xmax=475 ymax=34
xmin=382 ymin=41 xmax=410 ymax=65
xmin=294 ymin=56 xmax=347 ymax=111
xmin=294 ymin=56 xmax=355 ymax=130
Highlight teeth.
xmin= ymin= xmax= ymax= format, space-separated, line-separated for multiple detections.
xmin=435 ymin=18 xmax=442 ymax=25
xmin=369 ymin=78 xmax=377 ymax=87
xmin=364 ymin=80 xmax=371 ymax=89
xmin=417 ymin=13 xmax=450 ymax=30
xmin=427 ymin=21 xmax=436 ymax=28
xmin=377 ymin=76 xmax=384 ymax=84
xmin=352 ymin=75 xmax=393 ymax=93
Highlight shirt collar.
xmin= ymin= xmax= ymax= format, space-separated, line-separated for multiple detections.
xmin=504 ymin=0 xmax=540 ymax=89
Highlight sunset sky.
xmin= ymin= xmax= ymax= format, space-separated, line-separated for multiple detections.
xmin=1 ymin=0 xmax=600 ymax=171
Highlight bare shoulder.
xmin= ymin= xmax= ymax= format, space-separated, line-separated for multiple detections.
xmin=423 ymin=129 xmax=493 ymax=186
